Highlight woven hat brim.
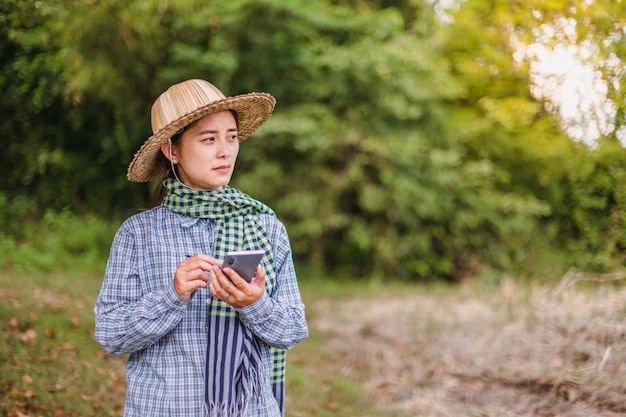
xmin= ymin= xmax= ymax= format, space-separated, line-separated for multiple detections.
xmin=127 ymin=92 xmax=276 ymax=182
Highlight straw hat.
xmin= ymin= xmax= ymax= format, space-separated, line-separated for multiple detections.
xmin=127 ymin=79 xmax=276 ymax=182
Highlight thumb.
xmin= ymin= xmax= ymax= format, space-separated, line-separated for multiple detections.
xmin=252 ymin=264 xmax=266 ymax=289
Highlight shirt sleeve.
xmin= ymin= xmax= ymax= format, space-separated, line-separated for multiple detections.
xmin=237 ymin=217 xmax=308 ymax=350
xmin=94 ymin=219 xmax=190 ymax=356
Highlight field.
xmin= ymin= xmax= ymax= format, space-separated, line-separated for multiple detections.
xmin=2 ymin=269 xmax=626 ymax=416
xmin=295 ymin=273 xmax=626 ymax=417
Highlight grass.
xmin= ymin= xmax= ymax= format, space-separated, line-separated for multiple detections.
xmin=287 ymin=277 xmax=412 ymax=417
xmin=0 ymin=272 xmax=126 ymax=416
xmin=5 ymin=263 xmax=626 ymax=416
xmin=0 ymin=268 xmax=410 ymax=417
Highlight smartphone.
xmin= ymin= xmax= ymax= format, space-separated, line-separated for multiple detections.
xmin=222 ymin=249 xmax=265 ymax=282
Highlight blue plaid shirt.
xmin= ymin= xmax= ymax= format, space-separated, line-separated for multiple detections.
xmin=94 ymin=206 xmax=308 ymax=416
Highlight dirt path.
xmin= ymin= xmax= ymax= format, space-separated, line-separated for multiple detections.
xmin=309 ymin=279 xmax=626 ymax=416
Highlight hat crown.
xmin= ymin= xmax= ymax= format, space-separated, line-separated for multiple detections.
xmin=128 ymin=79 xmax=275 ymax=182
xmin=151 ymin=79 xmax=226 ymax=134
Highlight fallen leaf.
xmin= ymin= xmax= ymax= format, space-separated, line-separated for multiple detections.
xmin=19 ymin=329 xmax=37 ymax=343
xmin=61 ymin=342 xmax=76 ymax=351
xmin=108 ymin=370 xmax=120 ymax=382
xmin=49 ymin=346 xmax=60 ymax=359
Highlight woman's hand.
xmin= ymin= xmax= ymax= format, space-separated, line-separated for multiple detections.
xmin=174 ymin=254 xmax=218 ymax=300
xmin=209 ymin=264 xmax=266 ymax=308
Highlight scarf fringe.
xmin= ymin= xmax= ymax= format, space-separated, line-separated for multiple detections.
xmin=203 ymin=366 xmax=266 ymax=417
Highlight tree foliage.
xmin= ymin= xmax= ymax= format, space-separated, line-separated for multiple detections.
xmin=439 ymin=0 xmax=626 ymax=271
xmin=505 ymin=0 xmax=626 ymax=143
xmin=2 ymin=0 xmax=625 ymax=280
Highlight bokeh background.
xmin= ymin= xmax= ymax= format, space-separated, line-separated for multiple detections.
xmin=2 ymin=0 xmax=625 ymax=281
xmin=2 ymin=1 xmax=626 ymax=415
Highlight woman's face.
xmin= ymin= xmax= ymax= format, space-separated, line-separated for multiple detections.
xmin=161 ymin=110 xmax=240 ymax=190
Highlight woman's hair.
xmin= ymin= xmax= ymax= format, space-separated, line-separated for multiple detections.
xmin=151 ymin=110 xmax=239 ymax=206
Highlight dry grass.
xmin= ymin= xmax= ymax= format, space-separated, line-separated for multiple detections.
xmin=299 ymin=277 xmax=626 ymax=416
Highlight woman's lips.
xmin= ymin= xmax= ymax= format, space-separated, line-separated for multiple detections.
xmin=213 ymin=164 xmax=231 ymax=172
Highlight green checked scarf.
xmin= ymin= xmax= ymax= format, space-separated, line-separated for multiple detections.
xmin=161 ymin=178 xmax=287 ymax=416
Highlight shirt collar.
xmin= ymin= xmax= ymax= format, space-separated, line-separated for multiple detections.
xmin=178 ymin=215 xmax=200 ymax=228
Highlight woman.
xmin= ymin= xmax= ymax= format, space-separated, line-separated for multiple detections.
xmin=94 ymin=79 xmax=308 ymax=417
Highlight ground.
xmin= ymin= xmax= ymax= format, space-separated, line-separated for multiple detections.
xmin=305 ymin=275 xmax=626 ymax=417
xmin=5 ymin=270 xmax=625 ymax=416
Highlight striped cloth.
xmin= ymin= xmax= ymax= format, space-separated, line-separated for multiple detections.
xmin=161 ymin=178 xmax=286 ymax=416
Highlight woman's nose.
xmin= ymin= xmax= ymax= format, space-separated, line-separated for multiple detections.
xmin=216 ymin=138 xmax=230 ymax=158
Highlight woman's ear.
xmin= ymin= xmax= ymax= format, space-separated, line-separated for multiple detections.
xmin=160 ymin=140 xmax=177 ymax=163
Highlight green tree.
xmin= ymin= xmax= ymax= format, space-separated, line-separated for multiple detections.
xmin=439 ymin=0 xmax=626 ymax=272
xmin=0 ymin=0 xmax=75 ymax=217
xmin=2 ymin=0 xmax=554 ymax=279
xmin=6 ymin=0 xmax=623 ymax=279
xmin=510 ymin=0 xmax=626 ymax=144
xmin=207 ymin=0 xmax=549 ymax=279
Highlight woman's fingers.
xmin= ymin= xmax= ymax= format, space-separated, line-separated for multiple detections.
xmin=210 ymin=265 xmax=265 ymax=308
xmin=173 ymin=254 xmax=217 ymax=300
xmin=176 ymin=254 xmax=267 ymax=306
